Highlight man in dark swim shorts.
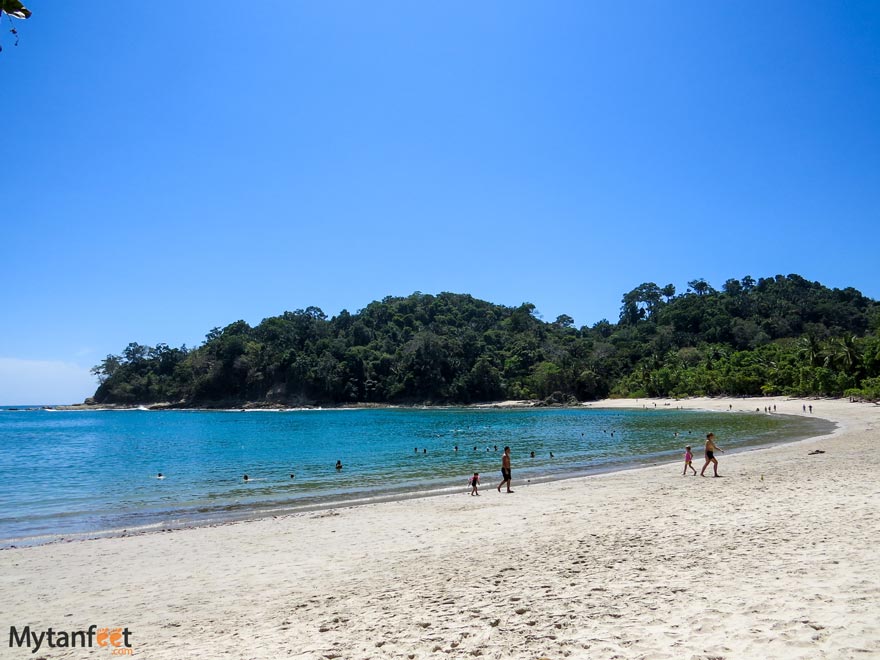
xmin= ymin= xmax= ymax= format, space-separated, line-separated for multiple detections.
xmin=497 ymin=446 xmax=513 ymax=493
xmin=700 ymin=432 xmax=724 ymax=477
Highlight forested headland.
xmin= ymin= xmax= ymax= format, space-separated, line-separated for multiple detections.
xmin=90 ymin=274 xmax=880 ymax=407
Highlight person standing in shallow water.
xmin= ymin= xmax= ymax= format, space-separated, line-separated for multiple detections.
xmin=700 ymin=433 xmax=724 ymax=477
xmin=497 ymin=446 xmax=513 ymax=493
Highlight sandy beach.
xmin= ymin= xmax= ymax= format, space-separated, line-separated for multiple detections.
xmin=2 ymin=396 xmax=878 ymax=659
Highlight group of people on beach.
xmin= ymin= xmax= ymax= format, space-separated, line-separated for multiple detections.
xmin=683 ymin=433 xmax=724 ymax=477
xmin=468 ymin=446 xmax=513 ymax=496
xmin=469 ymin=432 xmax=725 ymax=496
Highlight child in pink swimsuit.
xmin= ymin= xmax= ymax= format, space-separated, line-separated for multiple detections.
xmin=683 ymin=445 xmax=697 ymax=475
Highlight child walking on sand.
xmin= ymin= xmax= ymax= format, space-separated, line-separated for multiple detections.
xmin=470 ymin=472 xmax=480 ymax=496
xmin=683 ymin=445 xmax=697 ymax=475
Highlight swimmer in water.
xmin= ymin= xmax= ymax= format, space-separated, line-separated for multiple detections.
xmin=243 ymin=474 xmax=250 ymax=482
xmin=157 ymin=473 xmax=164 ymax=479
xmin=336 ymin=460 xmax=343 ymax=471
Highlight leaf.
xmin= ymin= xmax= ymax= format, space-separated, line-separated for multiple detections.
xmin=0 ymin=0 xmax=32 ymax=19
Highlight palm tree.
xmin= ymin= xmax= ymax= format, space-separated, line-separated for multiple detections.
xmin=703 ymin=345 xmax=729 ymax=370
xmin=825 ymin=335 xmax=862 ymax=376
xmin=797 ymin=335 xmax=823 ymax=367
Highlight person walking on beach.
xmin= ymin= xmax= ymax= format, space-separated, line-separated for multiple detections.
xmin=700 ymin=433 xmax=724 ymax=477
xmin=497 ymin=446 xmax=513 ymax=493
xmin=470 ymin=472 xmax=480 ymax=496
xmin=683 ymin=445 xmax=697 ymax=475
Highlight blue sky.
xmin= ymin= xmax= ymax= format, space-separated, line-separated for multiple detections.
xmin=2 ymin=1 xmax=878 ymax=404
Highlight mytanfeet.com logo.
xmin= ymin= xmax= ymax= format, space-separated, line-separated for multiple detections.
xmin=9 ymin=625 xmax=133 ymax=655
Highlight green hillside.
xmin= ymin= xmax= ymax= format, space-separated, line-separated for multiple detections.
xmin=91 ymin=274 xmax=880 ymax=406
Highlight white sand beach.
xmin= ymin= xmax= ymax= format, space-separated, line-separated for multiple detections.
xmin=2 ymin=397 xmax=878 ymax=659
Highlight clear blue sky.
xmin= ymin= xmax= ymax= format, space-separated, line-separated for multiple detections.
xmin=2 ymin=1 xmax=879 ymax=404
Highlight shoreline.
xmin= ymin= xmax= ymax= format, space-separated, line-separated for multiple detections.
xmin=39 ymin=393 xmax=870 ymax=412
xmin=32 ymin=396 xmax=868 ymax=412
xmin=1 ymin=401 xmax=835 ymax=550
xmin=3 ymin=396 xmax=878 ymax=659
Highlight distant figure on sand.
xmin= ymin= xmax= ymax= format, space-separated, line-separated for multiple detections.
xmin=497 ymin=446 xmax=513 ymax=493
xmin=700 ymin=433 xmax=724 ymax=477
xmin=682 ymin=446 xmax=697 ymax=475
xmin=335 ymin=460 xmax=343 ymax=471
xmin=470 ymin=472 xmax=480 ymax=496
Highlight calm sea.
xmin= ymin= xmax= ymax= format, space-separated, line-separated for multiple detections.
xmin=0 ymin=406 xmax=834 ymax=547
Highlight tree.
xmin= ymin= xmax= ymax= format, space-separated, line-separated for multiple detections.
xmin=554 ymin=314 xmax=575 ymax=328
xmin=687 ymin=279 xmax=713 ymax=296
xmin=0 ymin=0 xmax=30 ymax=51
xmin=797 ymin=335 xmax=823 ymax=367
xmin=91 ymin=355 xmax=122 ymax=384
xmin=122 ymin=342 xmax=148 ymax=364
xmin=620 ymin=282 xmax=663 ymax=324
xmin=723 ymin=278 xmax=743 ymax=296
xmin=825 ymin=335 xmax=861 ymax=375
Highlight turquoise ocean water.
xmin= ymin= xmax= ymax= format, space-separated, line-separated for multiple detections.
xmin=0 ymin=406 xmax=834 ymax=547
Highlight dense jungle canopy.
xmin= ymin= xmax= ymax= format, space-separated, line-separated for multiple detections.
xmin=91 ymin=274 xmax=880 ymax=406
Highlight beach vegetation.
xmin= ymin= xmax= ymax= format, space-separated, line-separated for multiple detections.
xmin=90 ymin=274 xmax=880 ymax=406
xmin=0 ymin=0 xmax=30 ymax=51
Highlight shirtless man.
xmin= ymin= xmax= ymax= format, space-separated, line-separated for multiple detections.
xmin=700 ymin=432 xmax=724 ymax=477
xmin=497 ymin=446 xmax=513 ymax=493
